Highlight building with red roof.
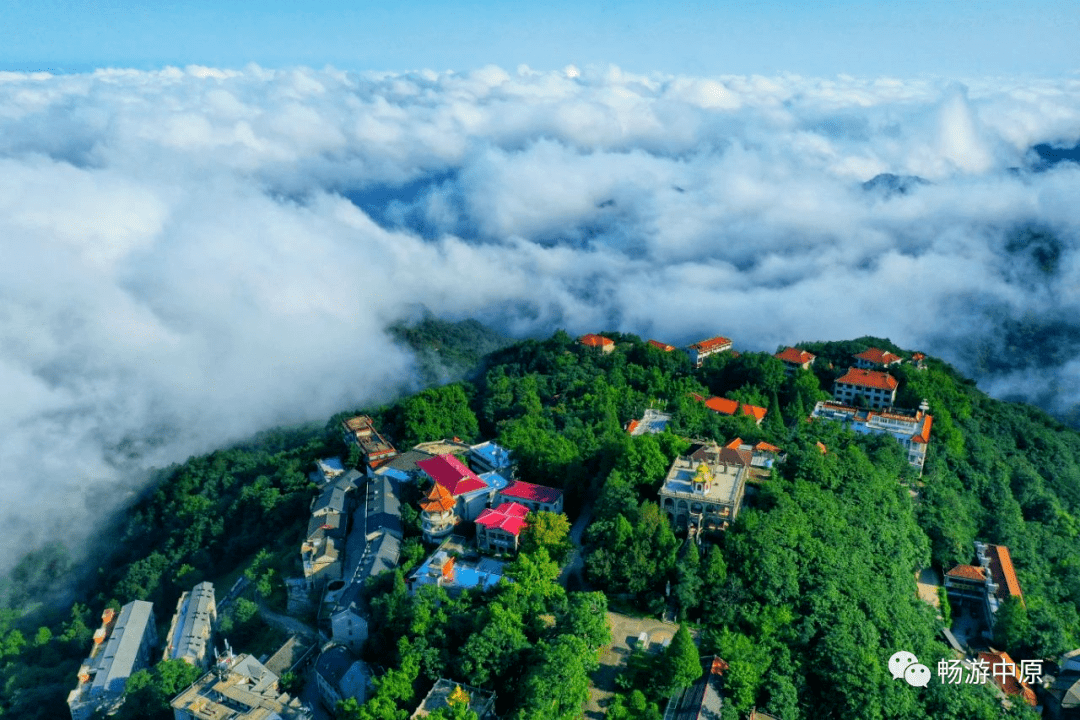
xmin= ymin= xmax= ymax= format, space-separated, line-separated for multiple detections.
xmin=853 ymin=347 xmax=903 ymax=369
xmin=341 ymin=415 xmax=398 ymax=469
xmin=475 ymin=502 xmax=530 ymax=553
xmin=687 ymin=336 xmax=733 ymax=368
xmin=810 ymin=401 xmax=933 ymax=469
xmin=418 ymin=454 xmax=487 ymax=496
xmin=579 ymin=334 xmax=615 ymax=353
xmin=944 ymin=542 xmax=1024 ymax=631
xmin=775 ymin=347 xmax=816 ymax=375
xmin=701 ymin=396 xmax=768 ymax=425
xmin=648 ymin=339 xmax=676 ymax=352
xmin=497 ymin=480 xmax=564 ymax=515
xmin=977 ymin=650 xmax=1037 ymax=706
xmin=833 ymin=367 xmax=898 ymax=409
xmin=417 ymin=454 xmax=503 ymax=541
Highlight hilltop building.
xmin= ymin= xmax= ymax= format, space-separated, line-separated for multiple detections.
xmin=724 ymin=438 xmax=784 ymax=470
xmin=853 ymin=347 xmax=902 ymax=369
xmin=579 ymin=333 xmax=615 ymax=353
xmin=163 ymin=582 xmax=216 ymax=669
xmin=341 ymin=415 xmax=398 ymax=469
xmin=417 ymin=454 xmax=507 ymax=542
xmin=475 ymin=502 xmax=530 ymax=553
xmin=171 ymin=653 xmax=311 ymax=720
xmin=68 ymin=601 xmax=158 ymax=720
xmin=659 ymin=442 xmax=748 ymax=532
xmin=1045 ymin=649 xmax=1080 ymax=719
xmin=467 ymin=441 xmax=515 ymax=477
xmin=330 ymin=532 xmax=401 ymax=652
xmin=944 ymin=542 xmax=1024 ymax=629
xmin=301 ymin=470 xmax=360 ymax=589
xmin=976 ymin=649 xmax=1037 ymax=707
xmin=314 ymin=645 xmax=370 ymax=711
xmin=408 ymin=536 xmax=505 ymax=596
xmin=497 ymin=479 xmax=564 ymax=515
xmin=693 ymin=394 xmax=767 ymax=425
xmin=775 ymin=347 xmax=815 ymax=375
xmin=648 ymin=339 xmax=676 ymax=352
xmin=810 ymin=401 xmax=933 ymax=469
xmin=411 ymin=679 xmax=496 ymax=719
xmin=687 ymin=336 xmax=732 ymax=368
xmin=832 ymin=367 xmax=898 ymax=409
xmin=627 ymin=408 xmax=673 ymax=436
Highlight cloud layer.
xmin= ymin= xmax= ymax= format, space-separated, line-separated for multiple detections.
xmin=2 ymin=64 xmax=1080 ymax=570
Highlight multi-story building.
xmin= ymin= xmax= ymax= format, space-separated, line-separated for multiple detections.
xmin=171 ymin=653 xmax=311 ymax=720
xmin=163 ymin=582 xmax=216 ymax=669
xmin=658 ymin=442 xmax=749 ymax=532
xmin=475 ymin=502 xmax=530 ymax=553
xmin=775 ymin=347 xmax=816 ymax=375
xmin=407 ymin=536 xmax=505 ymax=596
xmin=417 ymin=454 xmax=506 ymax=542
xmin=314 ymin=645 xmax=369 ymax=712
xmin=832 ymin=367 xmax=898 ymax=409
xmin=944 ymin=542 xmax=1024 ymax=629
xmin=853 ymin=347 xmax=903 ymax=369
xmin=497 ymin=480 xmax=564 ymax=515
xmin=810 ymin=401 xmax=933 ymax=469
xmin=687 ymin=336 xmax=733 ymax=368
xmin=68 ymin=601 xmax=158 ymax=720
xmin=467 ymin=441 xmax=515 ymax=477
xmin=341 ymin=415 xmax=398 ymax=469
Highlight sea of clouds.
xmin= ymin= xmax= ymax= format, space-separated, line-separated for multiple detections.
xmin=1 ymin=63 xmax=1079 ymax=572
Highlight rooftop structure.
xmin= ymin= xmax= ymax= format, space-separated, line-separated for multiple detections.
xmin=372 ymin=448 xmax=437 ymax=483
xmin=330 ymin=532 xmax=401 ymax=652
xmin=408 ymin=536 xmax=506 ymax=596
xmin=810 ymin=401 xmax=933 ymax=469
xmin=411 ymin=679 xmax=496 ymax=719
xmin=171 ymin=653 xmax=311 ymax=720
xmin=264 ymin=635 xmax=316 ymax=679
xmin=314 ymin=645 xmax=369 ymax=711
xmin=628 ymin=408 xmax=673 ymax=436
xmin=663 ymin=656 xmax=727 ymax=720
xmin=418 ymin=454 xmax=487 ymax=495
xmin=687 ymin=336 xmax=732 ymax=368
xmin=497 ymin=479 xmax=564 ymax=515
xmin=364 ymin=474 xmax=402 ymax=540
xmin=341 ymin=415 xmax=398 ymax=469
xmin=853 ymin=347 xmax=903 ymax=369
xmin=313 ymin=457 xmax=345 ymax=483
xmin=579 ymin=333 xmax=615 ymax=353
xmin=945 ymin=542 xmax=1023 ymax=629
xmin=659 ymin=442 xmax=748 ymax=532
xmin=648 ymin=339 xmax=676 ymax=352
xmin=475 ymin=502 xmax=530 ymax=553
xmin=724 ymin=438 xmax=784 ymax=469
xmin=68 ymin=601 xmax=158 ymax=720
xmin=977 ymin=650 xmax=1037 ymax=706
xmin=697 ymin=394 xmax=767 ymax=425
xmin=775 ymin=347 xmax=815 ymax=375
xmin=467 ymin=440 xmax=515 ymax=477
xmin=163 ymin=582 xmax=216 ymax=669
xmin=833 ymin=368 xmax=899 ymax=409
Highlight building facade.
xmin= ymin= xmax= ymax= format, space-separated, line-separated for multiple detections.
xmin=475 ymin=502 xmax=529 ymax=553
xmin=496 ymin=480 xmax=564 ymax=515
xmin=658 ymin=442 xmax=748 ymax=532
xmin=687 ymin=336 xmax=733 ymax=368
xmin=171 ymin=654 xmax=311 ymax=720
xmin=832 ymin=367 xmax=898 ymax=409
xmin=163 ymin=582 xmax=216 ymax=669
xmin=775 ymin=347 xmax=815 ymax=375
xmin=68 ymin=601 xmax=158 ymax=720
xmin=810 ymin=401 xmax=932 ymax=469
xmin=944 ymin=542 xmax=1024 ymax=629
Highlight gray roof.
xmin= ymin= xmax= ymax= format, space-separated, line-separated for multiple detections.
xmin=168 ymin=582 xmax=215 ymax=664
xmin=335 ymin=469 xmax=363 ymax=491
xmin=265 ymin=636 xmax=315 ymax=677
xmin=308 ymin=511 xmax=345 ymax=541
xmin=383 ymin=449 xmax=435 ymax=474
xmin=313 ymin=485 xmax=347 ymax=515
xmin=333 ymin=533 xmax=401 ymax=619
xmin=92 ymin=601 xmax=156 ymax=699
xmin=664 ymin=656 xmax=724 ymax=720
xmin=316 ymin=646 xmax=356 ymax=686
xmin=365 ymin=475 xmax=402 ymax=538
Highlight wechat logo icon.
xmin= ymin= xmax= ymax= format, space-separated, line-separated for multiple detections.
xmin=889 ymin=651 xmax=931 ymax=687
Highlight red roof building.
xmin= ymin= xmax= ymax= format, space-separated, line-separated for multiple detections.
xmin=475 ymin=502 xmax=530 ymax=553
xmin=701 ymin=396 xmax=768 ymax=425
xmin=648 ymin=339 xmax=676 ymax=352
xmin=833 ymin=368 xmax=898 ymax=409
xmin=986 ymin=544 xmax=1024 ymax=606
xmin=977 ymin=650 xmax=1037 ymax=706
xmin=687 ymin=336 xmax=733 ymax=368
xmin=579 ymin=334 xmax=615 ymax=353
xmin=944 ymin=542 xmax=1024 ymax=630
xmin=498 ymin=480 xmax=564 ymax=514
xmin=417 ymin=454 xmax=487 ymax=496
xmin=775 ymin=347 xmax=816 ymax=374
xmin=853 ymin=347 xmax=903 ymax=369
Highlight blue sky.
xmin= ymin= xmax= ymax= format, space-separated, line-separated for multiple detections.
xmin=3 ymin=0 xmax=1078 ymax=77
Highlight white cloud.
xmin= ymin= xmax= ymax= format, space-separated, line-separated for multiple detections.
xmin=1 ymin=64 xmax=1080 ymax=570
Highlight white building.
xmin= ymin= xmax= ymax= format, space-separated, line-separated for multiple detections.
xmin=810 ymin=401 xmax=933 ymax=469
xmin=832 ymin=367 xmax=898 ymax=410
xmin=68 ymin=601 xmax=158 ymax=720
xmin=163 ymin=582 xmax=216 ymax=669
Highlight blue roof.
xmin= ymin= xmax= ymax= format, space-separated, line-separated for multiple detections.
xmin=478 ymin=471 xmax=510 ymax=492
xmin=470 ymin=441 xmax=513 ymax=467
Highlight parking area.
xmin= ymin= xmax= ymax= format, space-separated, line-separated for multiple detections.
xmin=585 ymin=612 xmax=676 ymax=719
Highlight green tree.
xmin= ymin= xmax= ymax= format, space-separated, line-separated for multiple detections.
xmin=514 ymin=635 xmax=595 ymax=720
xmin=661 ymin=625 xmax=701 ymax=695
xmin=556 ymin=592 xmax=612 ymax=652
xmin=520 ymin=511 xmax=573 ymax=563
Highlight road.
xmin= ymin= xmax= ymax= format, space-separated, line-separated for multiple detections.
xmin=558 ymin=501 xmax=593 ymax=588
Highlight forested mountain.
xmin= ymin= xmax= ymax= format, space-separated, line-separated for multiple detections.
xmin=1 ymin=329 xmax=1078 ymax=719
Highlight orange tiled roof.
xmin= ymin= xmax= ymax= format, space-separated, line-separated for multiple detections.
xmin=775 ymin=347 xmax=815 ymax=365
xmin=816 ymin=441 xmax=827 ymax=454
xmin=742 ymin=404 xmax=767 ymax=422
xmin=724 ymin=438 xmax=743 ymax=450
xmin=690 ymin=336 xmax=732 ymax=352
xmin=648 ymin=339 xmax=675 ymax=352
xmin=702 ymin=396 xmax=767 ymax=421
xmin=855 ymin=347 xmax=902 ymax=365
xmin=946 ymin=564 xmax=986 ymax=581
xmin=911 ymin=352 xmax=926 ymax=361
xmin=579 ymin=333 xmax=614 ymax=348
xmin=626 ymin=420 xmax=640 ymax=434
xmin=755 ymin=441 xmax=781 ymax=453
xmin=977 ymin=650 xmax=1037 ymax=706
xmin=419 ymin=483 xmax=456 ymax=513
xmin=911 ymin=414 xmax=933 ymax=444
xmin=836 ymin=367 xmax=898 ymax=391
xmin=987 ymin=544 xmax=1024 ymax=604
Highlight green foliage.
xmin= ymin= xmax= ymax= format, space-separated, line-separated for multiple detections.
xmin=390 ymin=383 xmax=480 ymax=448
xmin=520 ymin=511 xmax=573 ymax=563
xmin=662 ymin=625 xmax=702 ymax=695
xmin=555 ymin=592 xmax=611 ymax=652
xmin=115 ymin=659 xmax=201 ymax=720
xmin=513 ymin=634 xmax=595 ymax=720
xmin=607 ymin=689 xmax=662 ymax=720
